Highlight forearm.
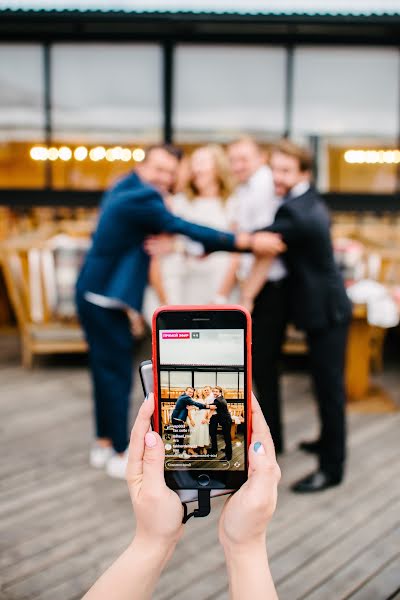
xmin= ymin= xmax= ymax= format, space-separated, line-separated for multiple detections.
xmin=83 ymin=537 xmax=174 ymax=600
xmin=162 ymin=214 xmax=236 ymax=253
xmin=241 ymin=257 xmax=273 ymax=304
xmin=149 ymin=258 xmax=168 ymax=304
xmin=224 ymin=541 xmax=278 ymax=600
xmin=217 ymin=254 xmax=241 ymax=298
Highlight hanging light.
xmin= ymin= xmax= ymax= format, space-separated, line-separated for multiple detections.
xmin=132 ymin=148 xmax=145 ymax=162
xmin=74 ymin=146 xmax=88 ymax=161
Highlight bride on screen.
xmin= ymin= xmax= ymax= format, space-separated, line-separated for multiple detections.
xmin=187 ymin=389 xmax=211 ymax=456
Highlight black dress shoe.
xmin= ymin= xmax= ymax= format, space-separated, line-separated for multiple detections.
xmin=298 ymin=439 xmax=321 ymax=454
xmin=291 ymin=470 xmax=342 ymax=493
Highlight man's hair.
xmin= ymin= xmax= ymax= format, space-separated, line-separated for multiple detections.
xmin=227 ymin=135 xmax=263 ymax=154
xmin=213 ymin=386 xmax=224 ymax=396
xmin=271 ymin=139 xmax=313 ymax=172
xmin=185 ymin=386 xmax=194 ymax=391
xmin=145 ymin=144 xmax=183 ymax=162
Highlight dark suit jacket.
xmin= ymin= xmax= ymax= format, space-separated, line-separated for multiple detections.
xmin=76 ymin=171 xmax=235 ymax=311
xmin=262 ymin=187 xmax=352 ymax=331
xmin=210 ymin=396 xmax=232 ymax=425
xmin=171 ymin=394 xmax=207 ymax=422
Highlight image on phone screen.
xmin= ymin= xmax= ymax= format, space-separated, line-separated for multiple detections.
xmin=158 ymin=328 xmax=246 ymax=473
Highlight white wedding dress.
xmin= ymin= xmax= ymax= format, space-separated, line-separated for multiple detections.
xmin=188 ymin=402 xmax=210 ymax=448
xmin=142 ymin=193 xmax=236 ymax=321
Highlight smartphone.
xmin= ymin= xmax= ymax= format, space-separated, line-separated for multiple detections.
xmin=152 ymin=305 xmax=252 ymax=494
xmin=139 ymin=359 xmax=233 ymax=503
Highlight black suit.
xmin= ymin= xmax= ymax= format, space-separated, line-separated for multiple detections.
xmin=261 ymin=187 xmax=352 ymax=478
xmin=209 ymin=396 xmax=233 ymax=460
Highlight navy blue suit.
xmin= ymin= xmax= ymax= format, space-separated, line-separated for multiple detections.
xmin=171 ymin=394 xmax=206 ymax=422
xmin=76 ymin=171 xmax=236 ymax=453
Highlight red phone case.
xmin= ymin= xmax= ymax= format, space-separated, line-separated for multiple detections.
xmin=151 ymin=305 xmax=252 ymax=463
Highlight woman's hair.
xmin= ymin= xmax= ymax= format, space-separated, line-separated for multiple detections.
xmin=185 ymin=144 xmax=234 ymax=201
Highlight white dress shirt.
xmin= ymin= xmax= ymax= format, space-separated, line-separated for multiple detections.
xmin=227 ymin=165 xmax=287 ymax=281
xmin=288 ymin=181 xmax=310 ymax=199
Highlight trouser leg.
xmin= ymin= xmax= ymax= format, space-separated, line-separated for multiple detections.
xmin=77 ymin=297 xmax=134 ymax=454
xmin=307 ymin=322 xmax=349 ymax=479
xmin=221 ymin=420 xmax=232 ymax=460
xmin=252 ymin=279 xmax=289 ymax=453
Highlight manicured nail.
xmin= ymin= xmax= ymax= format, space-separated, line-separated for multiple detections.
xmin=145 ymin=432 xmax=157 ymax=448
xmin=144 ymin=393 xmax=150 ymax=402
xmin=254 ymin=441 xmax=265 ymax=455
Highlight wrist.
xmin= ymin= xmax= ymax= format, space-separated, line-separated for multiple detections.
xmin=221 ymin=536 xmax=267 ymax=561
xmin=235 ymin=232 xmax=253 ymax=251
xmin=130 ymin=533 xmax=177 ymax=563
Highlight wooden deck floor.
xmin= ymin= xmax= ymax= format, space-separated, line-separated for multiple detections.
xmin=1 ymin=333 xmax=399 ymax=600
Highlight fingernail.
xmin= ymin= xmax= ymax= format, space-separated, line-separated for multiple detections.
xmin=254 ymin=441 xmax=265 ymax=455
xmin=144 ymin=393 xmax=150 ymax=402
xmin=145 ymin=432 xmax=157 ymax=448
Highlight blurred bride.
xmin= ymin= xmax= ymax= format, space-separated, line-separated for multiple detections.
xmin=142 ymin=144 xmax=236 ymax=318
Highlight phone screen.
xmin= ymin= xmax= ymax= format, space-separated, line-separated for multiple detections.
xmin=155 ymin=309 xmax=249 ymax=490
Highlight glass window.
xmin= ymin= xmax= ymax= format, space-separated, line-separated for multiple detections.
xmin=217 ymin=372 xmax=239 ymax=390
xmin=174 ymin=44 xmax=286 ymax=144
xmin=0 ymin=44 xmax=45 ymax=189
xmin=169 ymin=371 xmax=192 ymax=389
xmin=292 ymin=47 xmax=400 ymax=193
xmin=160 ymin=371 xmax=169 ymax=387
xmin=50 ymin=43 xmax=163 ymax=190
xmin=194 ymin=371 xmax=216 ymax=389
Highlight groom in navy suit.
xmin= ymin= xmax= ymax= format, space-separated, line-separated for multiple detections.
xmin=76 ymin=144 xmax=283 ymax=478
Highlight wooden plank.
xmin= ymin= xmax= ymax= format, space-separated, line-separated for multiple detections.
xmin=269 ymin=439 xmax=400 ymax=558
xmin=275 ymin=502 xmax=400 ymax=599
xmin=346 ymin=554 xmax=400 ymax=600
xmin=304 ymin=528 xmax=400 ymax=600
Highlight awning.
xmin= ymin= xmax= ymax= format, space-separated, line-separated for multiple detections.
xmin=0 ymin=0 xmax=399 ymax=16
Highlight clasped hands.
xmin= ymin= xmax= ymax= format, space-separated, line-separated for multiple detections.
xmin=143 ymin=232 xmax=286 ymax=257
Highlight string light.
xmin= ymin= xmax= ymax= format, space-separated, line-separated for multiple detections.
xmin=29 ymin=145 xmax=146 ymax=162
xmin=48 ymin=147 xmax=59 ymax=161
xmin=59 ymin=146 xmax=72 ymax=161
xmin=132 ymin=148 xmax=145 ymax=162
xmin=344 ymin=149 xmax=400 ymax=164
xmin=30 ymin=146 xmax=48 ymax=160
xmin=74 ymin=146 xmax=88 ymax=161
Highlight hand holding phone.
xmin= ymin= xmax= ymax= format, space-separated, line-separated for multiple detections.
xmin=219 ymin=394 xmax=281 ymax=549
xmin=126 ymin=393 xmax=183 ymax=546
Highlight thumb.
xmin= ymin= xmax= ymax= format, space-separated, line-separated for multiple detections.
xmin=142 ymin=430 xmax=166 ymax=488
xmin=246 ymin=441 xmax=281 ymax=498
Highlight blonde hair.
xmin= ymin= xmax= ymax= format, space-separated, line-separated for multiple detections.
xmin=186 ymin=144 xmax=234 ymax=202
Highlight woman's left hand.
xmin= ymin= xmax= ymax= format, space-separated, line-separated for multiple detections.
xmin=126 ymin=393 xmax=184 ymax=550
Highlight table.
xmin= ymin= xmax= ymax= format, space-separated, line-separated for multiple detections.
xmin=345 ymin=304 xmax=397 ymax=412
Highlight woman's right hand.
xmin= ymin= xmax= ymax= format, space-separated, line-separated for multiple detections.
xmin=218 ymin=393 xmax=281 ymax=551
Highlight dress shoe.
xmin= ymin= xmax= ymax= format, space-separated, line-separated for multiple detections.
xmin=298 ymin=439 xmax=321 ymax=454
xmin=291 ymin=470 xmax=342 ymax=493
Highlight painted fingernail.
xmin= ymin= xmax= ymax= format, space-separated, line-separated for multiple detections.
xmin=254 ymin=441 xmax=265 ymax=455
xmin=144 ymin=393 xmax=150 ymax=402
xmin=145 ymin=432 xmax=157 ymax=448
